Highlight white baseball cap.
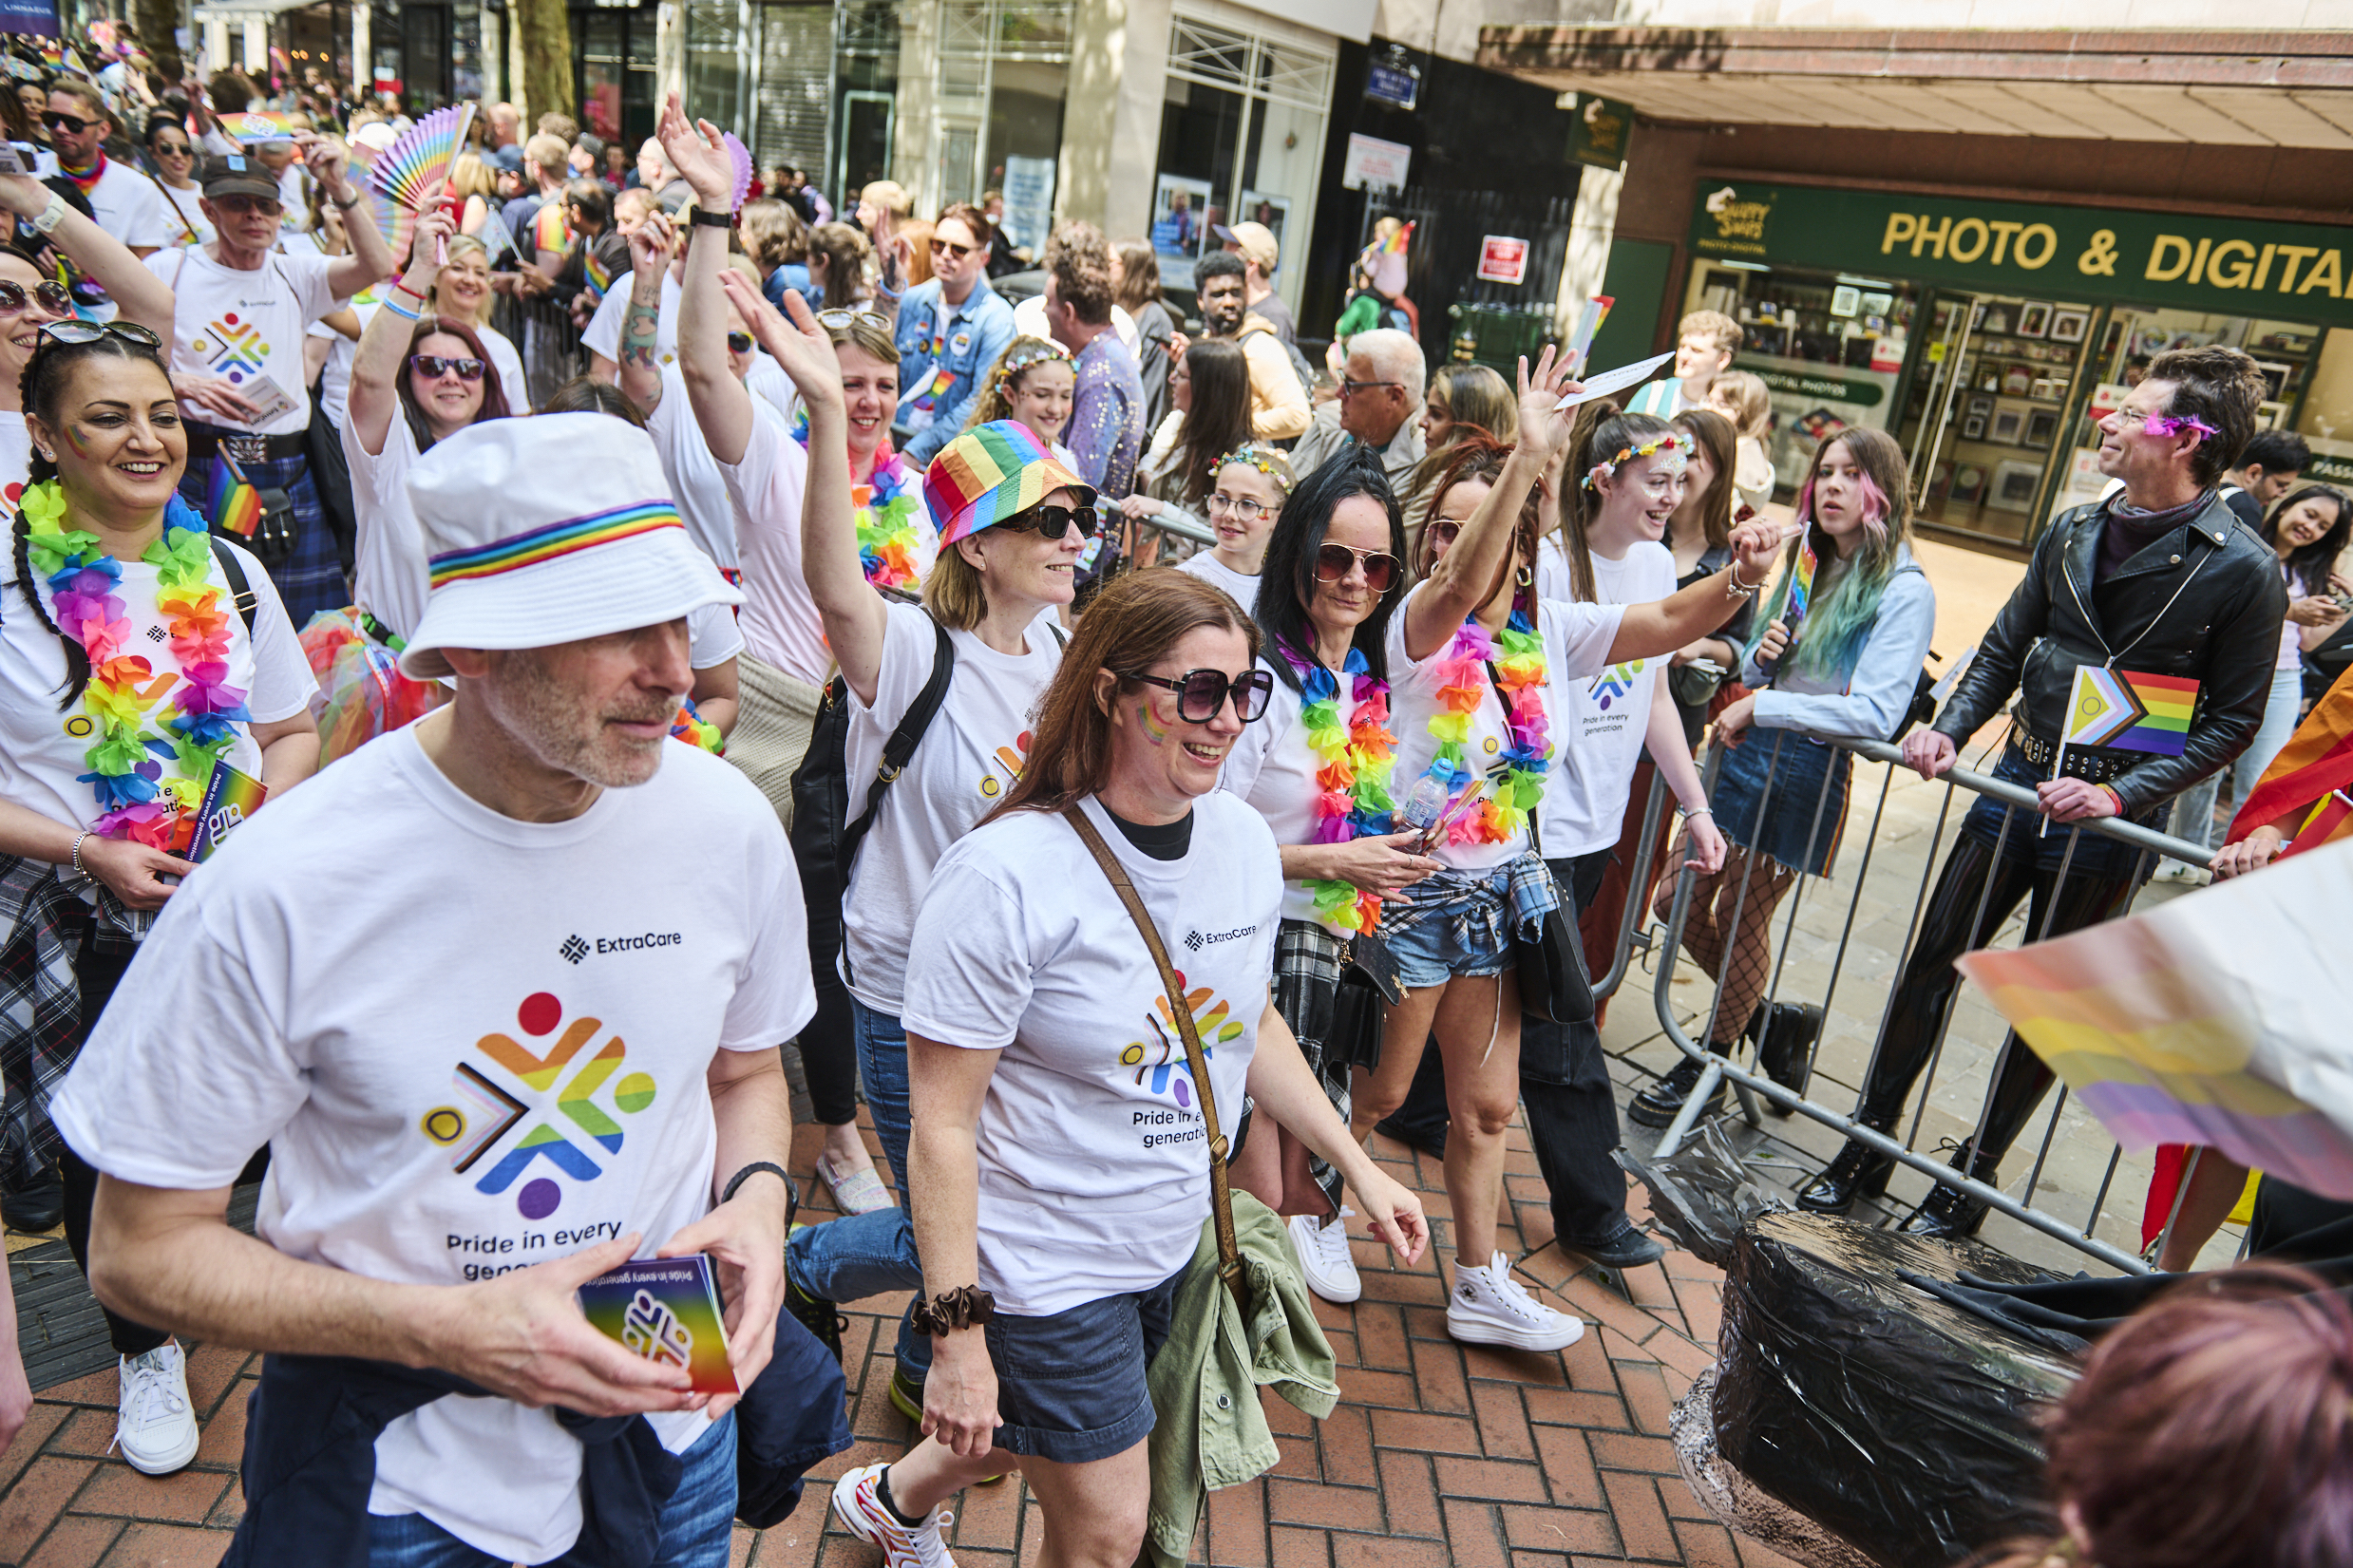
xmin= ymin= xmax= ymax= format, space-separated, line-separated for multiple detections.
xmin=399 ymin=413 xmax=742 ymax=680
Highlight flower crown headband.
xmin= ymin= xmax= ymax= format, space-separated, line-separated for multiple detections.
xmin=1213 ymin=443 xmax=1292 ymax=495
xmin=995 ymin=342 xmax=1072 ymax=396
xmin=1583 ymin=431 xmax=1687 ymax=491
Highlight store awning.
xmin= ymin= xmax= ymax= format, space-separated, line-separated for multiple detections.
xmin=1473 ymin=27 xmax=2353 ymax=148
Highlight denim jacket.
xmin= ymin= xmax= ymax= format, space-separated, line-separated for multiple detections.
xmin=890 ymin=275 xmax=1017 ymax=465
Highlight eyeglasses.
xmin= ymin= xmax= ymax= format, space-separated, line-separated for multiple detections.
xmin=1315 ymin=542 xmax=1399 ymax=592
xmin=999 ymin=501 xmax=1097 ymax=540
xmin=2116 ymin=409 xmax=2219 ymax=440
xmin=1338 ymin=379 xmax=1402 ymax=399
xmin=0 ymin=280 xmax=74 ymax=317
xmin=727 ymin=331 xmax=754 ymax=353
xmin=1122 ymin=667 xmax=1275 ymax=724
xmin=43 ymin=110 xmax=94 ymax=135
xmin=930 ymin=236 xmax=977 ymax=260
xmin=152 ymin=141 xmax=193 ymax=159
xmin=38 ymin=320 xmax=162 ymax=349
xmin=409 ymin=354 xmax=486 ymax=381
xmin=213 ymin=195 xmax=284 ymax=217
xmin=815 ymin=308 xmax=892 ymax=331
xmin=1206 ymin=492 xmax=1274 ymax=522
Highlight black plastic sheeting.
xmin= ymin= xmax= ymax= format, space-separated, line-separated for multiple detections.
xmin=1616 ymin=1120 xmax=1790 ymax=1272
xmin=1712 ymin=1212 xmax=2078 ymax=1568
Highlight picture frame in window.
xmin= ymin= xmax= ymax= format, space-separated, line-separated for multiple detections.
xmin=2015 ymin=301 xmax=2052 ymax=339
xmin=1962 ymin=413 xmax=1986 ymax=441
xmin=1949 ymin=463 xmax=1987 ymax=506
xmin=2046 ymin=308 xmax=2089 ymax=346
xmin=2023 ymin=407 xmax=2060 ymax=449
xmin=1989 ymin=402 xmax=2028 ymax=444
xmin=1966 ymin=393 xmax=1995 ymax=419
xmin=1980 ymin=304 xmax=2014 ymax=336
xmin=1986 ymin=458 xmax=2042 ymax=512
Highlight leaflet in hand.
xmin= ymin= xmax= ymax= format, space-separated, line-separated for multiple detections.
xmin=189 ymin=759 xmax=268 ymax=862
xmin=232 ymin=374 xmax=302 ymax=427
xmin=1553 ymin=350 xmax=1676 ymax=411
xmin=578 ymin=1254 xmax=738 ymax=1394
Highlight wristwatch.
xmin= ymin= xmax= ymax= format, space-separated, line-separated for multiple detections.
xmin=29 ymin=192 xmax=66 ymax=235
xmin=332 ymin=186 xmax=364 ymax=211
xmin=688 ymin=206 xmax=734 ymax=229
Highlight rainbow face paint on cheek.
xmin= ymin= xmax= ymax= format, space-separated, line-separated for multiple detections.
xmin=65 ymin=424 xmax=101 ymax=460
xmin=1138 ymin=699 xmax=1171 ymax=746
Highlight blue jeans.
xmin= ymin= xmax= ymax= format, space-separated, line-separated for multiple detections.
xmin=2169 ymin=665 xmax=2305 ymax=856
xmin=366 ymin=1410 xmax=736 ymax=1567
xmin=786 ymin=998 xmax=929 ymax=1376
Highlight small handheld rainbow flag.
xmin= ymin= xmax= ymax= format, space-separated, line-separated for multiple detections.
xmin=190 ymin=759 xmax=269 ymax=862
xmin=584 ymin=246 xmax=614 ymax=295
xmin=207 ymin=452 xmax=262 ymax=539
xmin=1375 ymin=220 xmax=1414 ymax=256
xmin=2063 ymin=666 xmax=2199 ymax=757
xmin=1565 ymin=294 xmax=1613 ymax=375
xmin=1783 ymin=540 xmax=1818 ymax=632
xmin=226 ymin=111 xmax=297 ymax=144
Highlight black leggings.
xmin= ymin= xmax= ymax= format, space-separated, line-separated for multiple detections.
xmin=1850 ymin=828 xmax=2144 ymax=1161
xmin=55 ymin=924 xmax=268 ymax=1359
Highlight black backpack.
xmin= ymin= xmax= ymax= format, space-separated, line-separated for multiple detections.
xmin=787 ymin=614 xmax=957 ymax=986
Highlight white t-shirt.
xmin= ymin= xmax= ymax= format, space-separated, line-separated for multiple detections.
xmin=152 ymin=179 xmax=214 ymax=249
xmin=0 ymin=536 xmax=315 ymax=829
xmin=2280 ymin=566 xmax=2307 ymax=670
xmin=1176 ymin=551 xmax=1260 ymax=613
xmin=900 ymin=790 xmax=1278 ymax=1315
xmin=308 ymin=298 xmax=376 ymax=435
xmin=147 ymin=246 xmax=341 ymax=435
xmin=1383 ymin=584 xmax=1622 ymax=872
xmin=0 ymin=411 xmax=30 ymax=524
xmin=85 ymin=159 xmax=168 ymax=251
xmin=646 ymin=364 xmax=790 ymax=576
xmin=52 ymin=727 xmax=812 ymax=1563
xmin=842 ymin=599 xmax=1063 ymax=1014
xmin=1535 ymin=535 xmax=1575 ymax=606
xmin=479 ymin=323 xmax=530 ymax=414
xmin=1538 ymin=543 xmax=1677 ymax=857
xmin=582 ymin=268 xmax=681 ymax=368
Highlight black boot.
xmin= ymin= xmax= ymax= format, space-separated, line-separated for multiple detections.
xmin=1899 ymin=1145 xmax=2001 ymax=1239
xmin=1748 ymin=1002 xmax=1822 ymax=1098
xmin=1627 ymin=1041 xmax=1731 ymax=1129
xmin=1794 ymin=1124 xmax=1897 ymax=1215
xmin=2 ymin=1173 xmax=62 ymax=1232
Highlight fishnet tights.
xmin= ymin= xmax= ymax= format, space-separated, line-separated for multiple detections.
xmin=1654 ymin=837 xmax=1798 ymax=1048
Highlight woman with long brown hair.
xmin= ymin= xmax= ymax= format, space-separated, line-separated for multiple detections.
xmin=1116 ymin=335 xmax=1250 ymax=569
xmin=1632 ymin=425 xmax=1936 ymax=1130
xmin=1112 ymin=236 xmax=1175 ymax=434
xmin=834 ymin=568 xmax=1427 ymax=1568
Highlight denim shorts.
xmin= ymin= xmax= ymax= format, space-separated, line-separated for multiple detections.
xmin=984 ymin=1267 xmax=1182 ymax=1464
xmin=1376 ymin=855 xmax=1558 ymax=990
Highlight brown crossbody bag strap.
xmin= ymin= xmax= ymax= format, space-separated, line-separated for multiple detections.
xmin=1061 ymin=803 xmax=1244 ymax=1300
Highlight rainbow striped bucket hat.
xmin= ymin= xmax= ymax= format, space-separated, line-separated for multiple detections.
xmin=922 ymin=420 xmax=1096 ymax=546
xmin=398 ymin=413 xmax=741 ymax=680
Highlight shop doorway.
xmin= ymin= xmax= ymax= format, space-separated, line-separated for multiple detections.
xmin=1897 ymin=291 xmax=2098 ymax=552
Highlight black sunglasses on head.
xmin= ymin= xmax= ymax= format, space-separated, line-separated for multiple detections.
xmin=999 ymin=501 xmax=1097 ymax=540
xmin=1123 ymin=667 xmax=1275 ymax=724
xmin=38 ymin=320 xmax=162 ymax=349
xmin=409 ymin=354 xmax=486 ymax=381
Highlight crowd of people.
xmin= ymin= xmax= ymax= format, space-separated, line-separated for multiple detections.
xmin=0 ymin=28 xmax=2347 ymax=1566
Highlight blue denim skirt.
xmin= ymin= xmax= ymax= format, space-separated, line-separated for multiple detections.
xmin=1710 ymin=727 xmax=1850 ymax=878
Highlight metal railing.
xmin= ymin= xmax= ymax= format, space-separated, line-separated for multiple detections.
xmin=1626 ymin=728 xmax=2222 ymax=1277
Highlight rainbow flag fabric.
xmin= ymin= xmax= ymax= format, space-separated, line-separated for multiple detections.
xmin=1958 ymin=838 xmax=2353 ymax=1201
xmin=1375 ymin=221 xmax=1414 ymax=256
xmin=207 ymin=453 xmax=262 ymax=538
xmin=2230 ymin=662 xmax=2353 ymax=857
xmin=2062 ymin=665 xmax=2198 ymax=756
xmin=226 ymin=111 xmax=297 ymax=144
xmin=1783 ymin=541 xmax=1818 ymax=631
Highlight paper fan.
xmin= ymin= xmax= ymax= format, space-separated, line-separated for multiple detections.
xmin=723 ymin=133 xmax=752 ymax=214
xmin=370 ymin=102 xmax=475 ymax=251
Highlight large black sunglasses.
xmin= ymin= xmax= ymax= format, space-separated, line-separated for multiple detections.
xmin=409 ymin=354 xmax=486 ymax=381
xmin=1123 ymin=667 xmax=1275 ymax=725
xmin=43 ymin=110 xmax=93 ymax=136
xmin=999 ymin=501 xmax=1097 ymax=540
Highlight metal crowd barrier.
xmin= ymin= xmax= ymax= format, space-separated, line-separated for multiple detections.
xmin=492 ymin=293 xmax=591 ymax=409
xmin=1623 ymin=727 xmax=2222 ymax=1278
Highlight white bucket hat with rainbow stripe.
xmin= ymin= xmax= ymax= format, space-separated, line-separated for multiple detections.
xmin=399 ymin=413 xmax=742 ymax=679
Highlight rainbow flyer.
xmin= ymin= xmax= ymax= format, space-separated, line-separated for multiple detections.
xmin=189 ymin=760 xmax=268 ymax=862
xmin=578 ymin=1255 xmax=738 ymax=1394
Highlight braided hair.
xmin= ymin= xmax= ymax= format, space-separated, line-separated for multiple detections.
xmin=9 ymin=327 xmax=180 ymax=708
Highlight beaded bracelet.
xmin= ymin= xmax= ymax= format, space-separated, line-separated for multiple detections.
xmin=68 ymin=830 xmax=90 ymax=880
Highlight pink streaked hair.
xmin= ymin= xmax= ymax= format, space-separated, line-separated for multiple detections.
xmin=1792 ymin=444 xmax=1890 ymax=546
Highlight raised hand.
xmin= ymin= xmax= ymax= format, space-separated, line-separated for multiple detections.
xmin=717 ymin=269 xmax=841 ymax=405
xmin=1513 ymin=344 xmax=1584 ymax=462
xmin=655 ymin=93 xmax=732 ymax=210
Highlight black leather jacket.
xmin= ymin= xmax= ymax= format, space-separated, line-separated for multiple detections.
xmin=1933 ymin=489 xmax=2287 ymax=814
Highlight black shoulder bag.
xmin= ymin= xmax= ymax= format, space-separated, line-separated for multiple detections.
xmin=1486 ymin=659 xmax=1594 ymax=1026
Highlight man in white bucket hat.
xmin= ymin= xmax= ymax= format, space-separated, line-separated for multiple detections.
xmin=50 ymin=414 xmax=819 ymax=1564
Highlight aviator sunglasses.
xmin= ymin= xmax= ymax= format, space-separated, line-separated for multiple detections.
xmin=0 ymin=280 xmax=74 ymax=317
xmin=1314 ymin=542 xmax=1399 ymax=593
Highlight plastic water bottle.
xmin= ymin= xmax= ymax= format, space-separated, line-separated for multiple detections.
xmin=1398 ymin=767 xmax=1452 ymax=841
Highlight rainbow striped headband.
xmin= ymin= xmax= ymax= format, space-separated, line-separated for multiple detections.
xmin=1583 ymin=432 xmax=1687 ymax=491
xmin=428 ymin=500 xmax=685 ymax=588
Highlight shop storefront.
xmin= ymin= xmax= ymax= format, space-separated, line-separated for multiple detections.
xmin=1678 ymin=181 xmax=2353 ymax=551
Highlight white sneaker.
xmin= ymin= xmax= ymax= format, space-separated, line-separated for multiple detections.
xmin=115 ymin=1343 xmax=199 ymax=1475
xmin=833 ymin=1461 xmax=957 ymax=1568
xmin=1289 ymin=1210 xmax=1362 ymax=1304
xmin=1445 ymin=1252 xmax=1585 ymax=1352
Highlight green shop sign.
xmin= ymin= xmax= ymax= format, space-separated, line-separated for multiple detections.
xmin=1741 ymin=364 xmax=1886 ymax=407
xmin=1690 ymin=181 xmax=2353 ymax=326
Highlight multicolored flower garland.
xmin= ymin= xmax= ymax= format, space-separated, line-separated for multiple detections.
xmin=1283 ymin=642 xmax=1396 ymax=935
xmin=23 ymin=481 xmax=253 ymax=847
xmin=793 ymin=408 xmax=923 ymax=590
xmin=1423 ymin=607 xmax=1551 ymax=843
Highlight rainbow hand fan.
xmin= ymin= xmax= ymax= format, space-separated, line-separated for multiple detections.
xmin=370 ymin=102 xmax=475 ymax=262
xmin=722 ymin=133 xmax=753 ymax=215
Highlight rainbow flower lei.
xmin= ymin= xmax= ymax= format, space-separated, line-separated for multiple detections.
xmin=23 ymin=481 xmax=253 ymax=847
xmin=793 ymin=408 xmax=923 ymax=590
xmin=1283 ymin=642 xmax=1397 ymax=935
xmin=1423 ymin=607 xmax=1550 ymax=843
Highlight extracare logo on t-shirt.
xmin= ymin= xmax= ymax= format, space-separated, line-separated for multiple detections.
xmin=419 ymin=990 xmax=660 ymax=1237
